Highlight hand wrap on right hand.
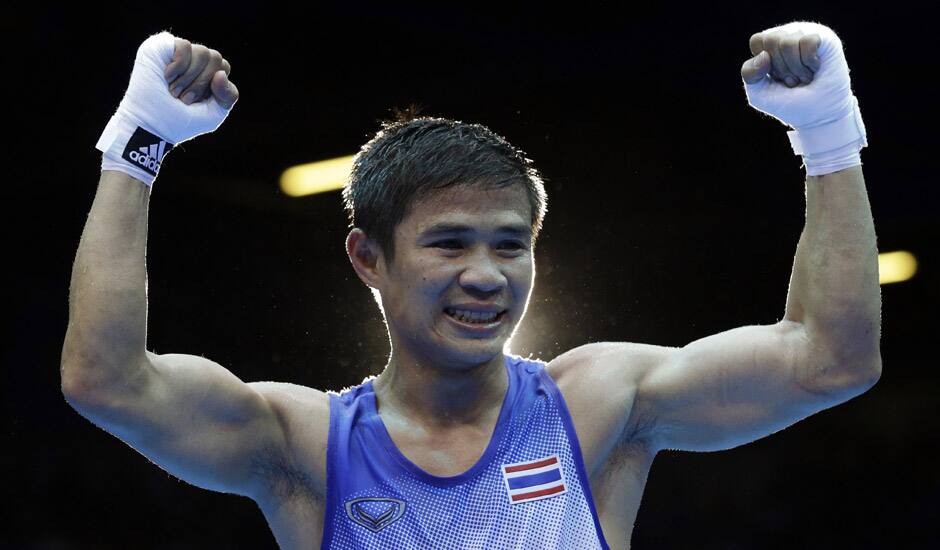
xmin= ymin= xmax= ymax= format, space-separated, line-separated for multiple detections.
xmin=95 ymin=31 xmax=235 ymax=186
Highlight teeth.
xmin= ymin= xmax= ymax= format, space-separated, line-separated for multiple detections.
xmin=446 ymin=308 xmax=500 ymax=323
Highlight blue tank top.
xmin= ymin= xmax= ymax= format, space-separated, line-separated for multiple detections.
xmin=321 ymin=353 xmax=611 ymax=549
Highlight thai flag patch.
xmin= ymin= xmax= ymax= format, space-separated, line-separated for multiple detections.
xmin=501 ymin=454 xmax=568 ymax=504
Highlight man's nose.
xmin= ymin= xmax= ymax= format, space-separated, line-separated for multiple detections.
xmin=458 ymin=250 xmax=507 ymax=294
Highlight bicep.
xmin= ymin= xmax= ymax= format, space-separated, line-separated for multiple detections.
xmin=67 ymin=351 xmax=290 ymax=499
xmin=632 ymin=321 xmax=866 ymax=453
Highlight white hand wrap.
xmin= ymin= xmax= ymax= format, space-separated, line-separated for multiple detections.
xmin=95 ymin=31 xmax=235 ymax=186
xmin=743 ymin=21 xmax=867 ymax=177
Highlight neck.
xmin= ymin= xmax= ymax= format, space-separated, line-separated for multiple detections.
xmin=372 ymin=348 xmax=509 ymax=429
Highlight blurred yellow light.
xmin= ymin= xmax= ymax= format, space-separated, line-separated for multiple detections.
xmin=878 ymin=250 xmax=917 ymax=284
xmin=280 ymin=155 xmax=356 ymax=197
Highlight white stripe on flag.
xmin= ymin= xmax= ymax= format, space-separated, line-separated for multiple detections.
xmin=503 ymin=462 xmax=560 ymax=479
xmin=508 ymin=479 xmax=565 ymax=496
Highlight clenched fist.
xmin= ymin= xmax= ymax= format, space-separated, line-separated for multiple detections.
xmin=740 ymin=21 xmax=858 ymax=130
xmin=164 ymin=37 xmax=239 ymax=109
xmin=741 ymin=28 xmax=822 ymax=87
xmin=739 ymin=21 xmax=867 ymax=176
xmin=96 ymin=30 xmax=240 ymax=186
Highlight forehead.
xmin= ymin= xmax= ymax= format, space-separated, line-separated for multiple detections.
xmin=402 ymin=184 xmax=531 ymax=235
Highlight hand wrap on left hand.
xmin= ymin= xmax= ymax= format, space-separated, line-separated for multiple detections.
xmin=742 ymin=21 xmax=868 ymax=176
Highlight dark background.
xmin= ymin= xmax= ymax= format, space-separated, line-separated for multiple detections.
xmin=7 ymin=3 xmax=937 ymax=549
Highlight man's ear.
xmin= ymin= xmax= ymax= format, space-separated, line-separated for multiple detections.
xmin=346 ymin=228 xmax=385 ymax=289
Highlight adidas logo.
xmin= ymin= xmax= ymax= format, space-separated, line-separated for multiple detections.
xmin=122 ymin=126 xmax=174 ymax=176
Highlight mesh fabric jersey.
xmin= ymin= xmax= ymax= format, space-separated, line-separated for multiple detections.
xmin=321 ymin=353 xmax=611 ymax=549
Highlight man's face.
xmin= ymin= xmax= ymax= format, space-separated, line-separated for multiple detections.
xmin=376 ymin=183 xmax=535 ymax=366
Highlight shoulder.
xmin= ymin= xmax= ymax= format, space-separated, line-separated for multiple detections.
xmin=249 ymin=381 xmax=331 ymax=421
xmin=545 ymin=342 xmax=668 ymax=385
xmin=545 ymin=342 xmax=674 ymax=443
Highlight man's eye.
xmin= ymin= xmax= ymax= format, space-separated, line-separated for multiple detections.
xmin=500 ymin=241 xmax=525 ymax=250
xmin=434 ymin=239 xmax=462 ymax=249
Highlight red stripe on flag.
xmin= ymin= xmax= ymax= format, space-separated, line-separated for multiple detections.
xmin=504 ymin=456 xmax=558 ymax=473
xmin=511 ymin=484 xmax=565 ymax=502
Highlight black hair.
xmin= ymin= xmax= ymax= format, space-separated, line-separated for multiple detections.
xmin=342 ymin=104 xmax=548 ymax=265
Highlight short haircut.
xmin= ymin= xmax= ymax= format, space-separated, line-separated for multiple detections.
xmin=342 ymin=104 xmax=549 ymax=266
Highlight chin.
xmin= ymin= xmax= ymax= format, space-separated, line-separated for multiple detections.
xmin=445 ymin=340 xmax=507 ymax=364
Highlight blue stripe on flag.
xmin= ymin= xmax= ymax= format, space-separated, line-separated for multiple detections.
xmin=507 ymin=468 xmax=561 ymax=490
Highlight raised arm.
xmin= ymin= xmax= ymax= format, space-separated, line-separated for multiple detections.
xmin=59 ymin=34 xmax=293 ymax=500
xmin=619 ymin=164 xmax=880 ymax=454
xmin=638 ymin=23 xmax=881 ymax=453
xmin=555 ymin=22 xmax=881 ymax=456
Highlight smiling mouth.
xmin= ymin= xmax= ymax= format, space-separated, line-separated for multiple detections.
xmin=443 ymin=308 xmax=508 ymax=325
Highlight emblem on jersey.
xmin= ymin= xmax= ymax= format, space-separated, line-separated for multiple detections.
xmin=501 ymin=454 xmax=568 ymax=504
xmin=344 ymin=497 xmax=407 ymax=532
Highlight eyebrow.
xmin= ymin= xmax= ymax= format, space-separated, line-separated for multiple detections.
xmin=420 ymin=222 xmax=531 ymax=238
